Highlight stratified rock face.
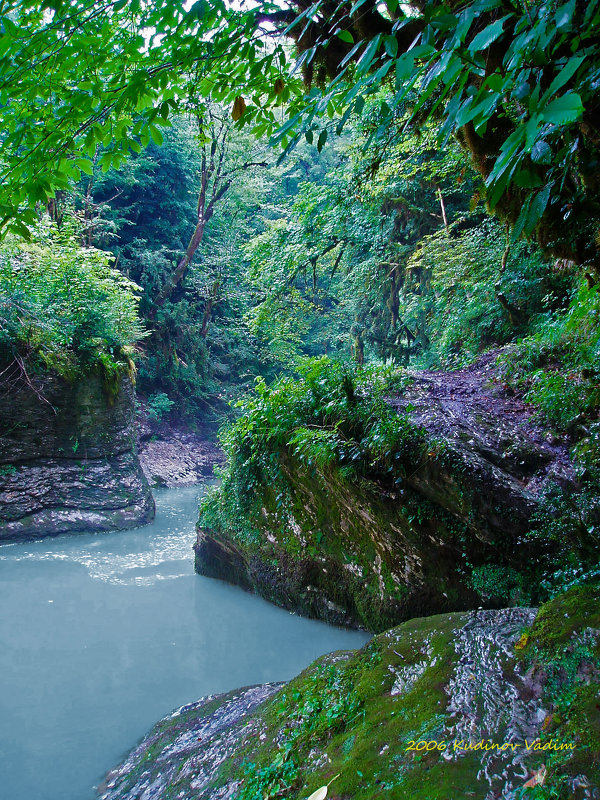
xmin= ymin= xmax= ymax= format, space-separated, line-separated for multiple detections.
xmin=0 ymin=371 xmax=154 ymax=540
xmin=98 ymin=684 xmax=283 ymax=800
xmin=195 ymin=458 xmax=485 ymax=632
xmin=99 ymin=589 xmax=600 ymax=800
xmin=195 ymin=359 xmax=576 ymax=632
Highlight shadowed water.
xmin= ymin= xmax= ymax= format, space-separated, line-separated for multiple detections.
xmin=0 ymin=485 xmax=369 ymax=800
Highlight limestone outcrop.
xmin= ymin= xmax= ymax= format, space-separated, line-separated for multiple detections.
xmin=195 ymin=357 xmax=576 ymax=631
xmin=0 ymin=370 xmax=154 ymax=540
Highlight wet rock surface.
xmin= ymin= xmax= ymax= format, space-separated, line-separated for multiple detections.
xmin=99 ymin=684 xmax=282 ymax=800
xmin=0 ymin=372 xmax=154 ymax=540
xmin=99 ymin=590 xmax=600 ymax=800
xmin=389 ymin=352 xmax=577 ymax=537
xmin=138 ymin=427 xmax=223 ymax=488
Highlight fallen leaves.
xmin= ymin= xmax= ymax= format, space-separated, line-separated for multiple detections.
xmin=523 ymin=764 xmax=547 ymax=789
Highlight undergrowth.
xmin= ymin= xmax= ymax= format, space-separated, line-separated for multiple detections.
xmin=497 ymin=281 xmax=600 ymax=433
xmin=0 ymin=215 xmax=145 ymax=383
xmin=199 ymin=357 xmax=420 ymax=536
xmin=408 ymin=217 xmax=571 ymax=370
xmin=235 ymin=647 xmax=380 ymax=800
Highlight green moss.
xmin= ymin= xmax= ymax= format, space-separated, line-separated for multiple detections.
xmin=213 ymin=612 xmax=477 ymax=800
xmin=210 ymin=596 xmax=598 ymax=800
xmin=105 ymin=591 xmax=600 ymax=800
xmin=524 ymin=586 xmax=600 ymax=652
xmin=515 ymin=587 xmax=600 ymax=797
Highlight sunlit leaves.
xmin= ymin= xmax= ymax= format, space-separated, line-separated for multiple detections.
xmin=0 ymin=0 xmax=288 ymax=234
xmin=1 ymin=0 xmax=600 ymax=261
xmin=0 ymin=215 xmax=145 ymax=375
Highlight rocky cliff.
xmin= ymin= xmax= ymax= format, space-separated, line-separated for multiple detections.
xmin=99 ymin=587 xmax=600 ymax=800
xmin=195 ymin=357 xmax=578 ymax=632
xmin=0 ymin=370 xmax=154 ymax=540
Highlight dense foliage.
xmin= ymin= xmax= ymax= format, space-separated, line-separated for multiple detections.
xmin=2 ymin=0 xmax=600 ymax=281
xmin=200 ymin=358 xmax=415 ymax=533
xmin=0 ymin=216 xmax=144 ymax=382
xmin=498 ymin=282 xmax=600 ymax=431
xmin=0 ymin=0 xmax=598 ymax=604
xmin=74 ymin=115 xmax=345 ymax=415
xmin=408 ymin=217 xmax=572 ymax=368
xmin=82 ymin=117 xmax=267 ymax=415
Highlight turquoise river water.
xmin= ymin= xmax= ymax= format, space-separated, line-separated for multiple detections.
xmin=0 ymin=485 xmax=369 ymax=800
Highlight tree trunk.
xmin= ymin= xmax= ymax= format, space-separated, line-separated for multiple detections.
xmin=151 ymin=217 xmax=207 ymax=315
xmin=200 ymin=281 xmax=220 ymax=339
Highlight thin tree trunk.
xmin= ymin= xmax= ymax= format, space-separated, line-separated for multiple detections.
xmin=495 ymin=229 xmax=524 ymax=326
xmin=436 ymin=185 xmax=448 ymax=230
xmin=200 ymin=281 xmax=220 ymax=338
xmin=152 ymin=217 xmax=207 ymax=312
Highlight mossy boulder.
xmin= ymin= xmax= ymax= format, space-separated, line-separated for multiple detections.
xmin=0 ymin=370 xmax=154 ymax=540
xmin=99 ymin=587 xmax=600 ymax=800
xmin=195 ymin=360 xmax=576 ymax=631
xmin=196 ymin=453 xmax=486 ymax=632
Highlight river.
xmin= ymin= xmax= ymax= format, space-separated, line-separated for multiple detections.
xmin=0 ymin=485 xmax=369 ymax=800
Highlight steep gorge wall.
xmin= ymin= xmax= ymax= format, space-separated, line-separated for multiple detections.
xmin=0 ymin=371 xmax=154 ymax=540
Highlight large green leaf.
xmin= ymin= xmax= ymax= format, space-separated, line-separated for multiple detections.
xmin=541 ymin=92 xmax=584 ymax=125
xmin=468 ymin=15 xmax=511 ymax=54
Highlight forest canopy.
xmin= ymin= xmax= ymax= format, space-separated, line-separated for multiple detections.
xmin=1 ymin=0 xmax=599 ymax=277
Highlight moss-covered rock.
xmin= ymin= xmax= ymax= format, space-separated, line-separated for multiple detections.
xmin=195 ymin=360 xmax=576 ymax=631
xmin=196 ymin=454 xmax=486 ymax=632
xmin=99 ymin=588 xmax=600 ymax=800
xmin=0 ymin=370 xmax=154 ymax=540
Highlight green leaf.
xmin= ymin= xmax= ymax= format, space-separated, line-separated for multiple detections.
xmin=336 ymin=30 xmax=354 ymax=44
xmin=555 ymin=0 xmax=575 ymax=30
xmin=530 ymin=140 xmax=552 ymax=164
xmin=513 ymin=168 xmax=543 ymax=189
xmin=356 ymin=34 xmax=381 ymax=76
xmin=148 ymin=125 xmax=164 ymax=146
xmin=468 ymin=16 xmax=511 ymax=54
xmin=511 ymin=196 xmax=532 ymax=242
xmin=317 ymin=129 xmax=328 ymax=152
xmin=524 ymin=183 xmax=552 ymax=234
xmin=541 ymin=57 xmax=585 ymax=105
xmin=395 ymin=53 xmax=415 ymax=88
xmin=384 ymin=35 xmax=398 ymax=58
xmin=187 ymin=0 xmax=208 ymax=20
xmin=75 ymin=158 xmax=94 ymax=175
xmin=541 ymin=92 xmax=583 ymax=126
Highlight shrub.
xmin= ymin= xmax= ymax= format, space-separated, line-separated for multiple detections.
xmin=199 ymin=357 xmax=422 ymax=535
xmin=470 ymin=564 xmax=530 ymax=605
xmin=497 ymin=281 xmax=600 ymax=432
xmin=524 ymin=371 xmax=600 ymax=431
xmin=146 ymin=392 xmax=175 ymax=422
xmin=0 ymin=215 xmax=145 ymax=380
